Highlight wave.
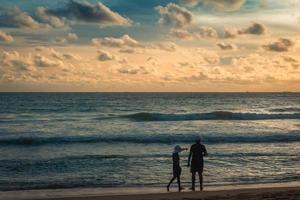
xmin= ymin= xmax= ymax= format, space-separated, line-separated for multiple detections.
xmin=269 ymin=107 xmax=300 ymax=113
xmin=1 ymin=152 xmax=298 ymax=164
xmin=124 ymin=111 xmax=300 ymax=121
xmin=0 ymin=133 xmax=299 ymax=146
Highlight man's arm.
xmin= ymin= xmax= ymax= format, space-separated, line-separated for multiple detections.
xmin=187 ymin=148 xmax=192 ymax=166
xmin=203 ymin=145 xmax=208 ymax=157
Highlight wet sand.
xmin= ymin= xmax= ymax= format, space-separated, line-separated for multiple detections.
xmin=1 ymin=183 xmax=299 ymax=200
xmin=44 ymin=186 xmax=300 ymax=200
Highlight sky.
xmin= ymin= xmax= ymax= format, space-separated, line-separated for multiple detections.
xmin=0 ymin=0 xmax=299 ymax=92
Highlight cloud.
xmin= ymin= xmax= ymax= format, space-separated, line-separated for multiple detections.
xmin=35 ymin=6 xmax=66 ymax=28
xmin=0 ymin=31 xmax=14 ymax=42
xmin=195 ymin=48 xmax=220 ymax=64
xmin=35 ymin=46 xmax=74 ymax=60
xmin=92 ymin=35 xmax=177 ymax=52
xmin=169 ymin=29 xmax=194 ymax=40
xmin=119 ymin=48 xmax=145 ymax=54
xmin=154 ymin=42 xmax=178 ymax=52
xmin=118 ymin=66 xmax=150 ymax=75
xmin=0 ymin=7 xmax=48 ymax=29
xmin=263 ymin=38 xmax=295 ymax=52
xmin=223 ymin=23 xmax=267 ymax=38
xmin=181 ymin=0 xmax=199 ymax=7
xmin=197 ymin=26 xmax=219 ymax=38
xmin=223 ymin=27 xmax=239 ymax=38
xmin=55 ymin=37 xmax=68 ymax=44
xmin=67 ymin=32 xmax=78 ymax=41
xmin=119 ymin=48 xmax=135 ymax=54
xmin=228 ymin=53 xmax=300 ymax=85
xmin=65 ymin=53 xmax=81 ymax=60
xmin=50 ymin=33 xmax=78 ymax=45
xmin=239 ymin=22 xmax=267 ymax=35
xmin=203 ymin=0 xmax=246 ymax=11
xmin=156 ymin=3 xmax=195 ymax=28
xmin=44 ymin=0 xmax=132 ymax=26
xmin=1 ymin=51 xmax=33 ymax=71
xmin=92 ymin=34 xmax=142 ymax=48
xmin=170 ymin=23 xmax=266 ymax=41
xmin=169 ymin=26 xmax=218 ymax=40
xmin=98 ymin=50 xmax=116 ymax=61
xmin=0 ymin=0 xmax=131 ymax=29
xmin=34 ymin=54 xmax=62 ymax=67
xmin=0 ymin=49 xmax=101 ymax=86
xmin=0 ymin=50 xmax=64 ymax=80
xmin=281 ymin=55 xmax=300 ymax=69
xmin=217 ymin=42 xmax=237 ymax=50
xmin=184 ymin=72 xmax=210 ymax=81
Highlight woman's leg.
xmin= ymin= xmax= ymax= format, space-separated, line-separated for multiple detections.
xmin=167 ymin=176 xmax=176 ymax=191
xmin=176 ymin=176 xmax=181 ymax=191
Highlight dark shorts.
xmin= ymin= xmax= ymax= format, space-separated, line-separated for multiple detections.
xmin=190 ymin=163 xmax=203 ymax=174
xmin=173 ymin=166 xmax=181 ymax=177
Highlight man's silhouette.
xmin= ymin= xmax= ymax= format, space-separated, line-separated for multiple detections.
xmin=187 ymin=135 xmax=208 ymax=191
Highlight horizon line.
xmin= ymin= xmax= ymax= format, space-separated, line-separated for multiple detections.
xmin=0 ymin=91 xmax=299 ymax=93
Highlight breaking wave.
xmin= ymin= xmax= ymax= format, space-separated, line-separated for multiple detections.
xmin=0 ymin=133 xmax=299 ymax=146
xmin=124 ymin=111 xmax=300 ymax=121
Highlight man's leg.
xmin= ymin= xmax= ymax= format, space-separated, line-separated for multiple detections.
xmin=199 ymin=172 xmax=203 ymax=191
xmin=191 ymin=172 xmax=196 ymax=191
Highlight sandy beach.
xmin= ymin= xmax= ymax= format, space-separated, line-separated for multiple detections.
xmin=0 ymin=182 xmax=299 ymax=200
xmin=45 ymin=186 xmax=300 ymax=200
xmin=14 ymin=186 xmax=293 ymax=200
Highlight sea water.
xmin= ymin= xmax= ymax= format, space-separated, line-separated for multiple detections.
xmin=0 ymin=93 xmax=299 ymax=191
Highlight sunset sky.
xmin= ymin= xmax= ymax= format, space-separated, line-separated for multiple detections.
xmin=0 ymin=0 xmax=299 ymax=92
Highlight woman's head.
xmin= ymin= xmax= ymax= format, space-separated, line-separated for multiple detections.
xmin=173 ymin=145 xmax=184 ymax=153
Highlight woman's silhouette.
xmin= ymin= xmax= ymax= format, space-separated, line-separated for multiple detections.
xmin=167 ymin=145 xmax=187 ymax=192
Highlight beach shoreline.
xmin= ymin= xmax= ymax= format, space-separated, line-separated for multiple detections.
xmin=1 ymin=181 xmax=299 ymax=200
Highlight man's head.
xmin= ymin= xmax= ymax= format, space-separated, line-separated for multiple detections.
xmin=195 ymin=135 xmax=201 ymax=144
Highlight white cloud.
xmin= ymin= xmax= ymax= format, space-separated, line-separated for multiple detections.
xmin=55 ymin=37 xmax=67 ymax=44
xmin=197 ymin=26 xmax=219 ymax=38
xmin=43 ymin=0 xmax=132 ymax=27
xmin=0 ymin=7 xmax=49 ymax=29
xmin=98 ymin=50 xmax=116 ymax=61
xmin=34 ymin=54 xmax=62 ymax=67
xmin=169 ymin=26 xmax=219 ymax=40
xmin=117 ymin=66 xmax=150 ymax=75
xmin=154 ymin=42 xmax=178 ymax=52
xmin=217 ymin=42 xmax=237 ymax=50
xmin=203 ymin=0 xmax=246 ymax=12
xmin=35 ymin=6 xmax=66 ymax=28
xmin=0 ymin=31 xmax=14 ymax=42
xmin=67 ymin=33 xmax=78 ymax=41
xmin=156 ymin=3 xmax=195 ymax=28
xmin=181 ymin=0 xmax=199 ymax=7
xmin=92 ymin=34 xmax=142 ymax=48
xmin=169 ymin=29 xmax=194 ymax=40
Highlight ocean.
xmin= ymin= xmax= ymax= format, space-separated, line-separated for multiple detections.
xmin=0 ymin=93 xmax=299 ymax=191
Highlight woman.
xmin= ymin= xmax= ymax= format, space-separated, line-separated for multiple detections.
xmin=167 ymin=145 xmax=187 ymax=192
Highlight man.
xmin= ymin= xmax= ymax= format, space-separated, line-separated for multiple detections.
xmin=187 ymin=135 xmax=208 ymax=191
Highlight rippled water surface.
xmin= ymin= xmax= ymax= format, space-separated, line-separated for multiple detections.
xmin=0 ymin=93 xmax=299 ymax=191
